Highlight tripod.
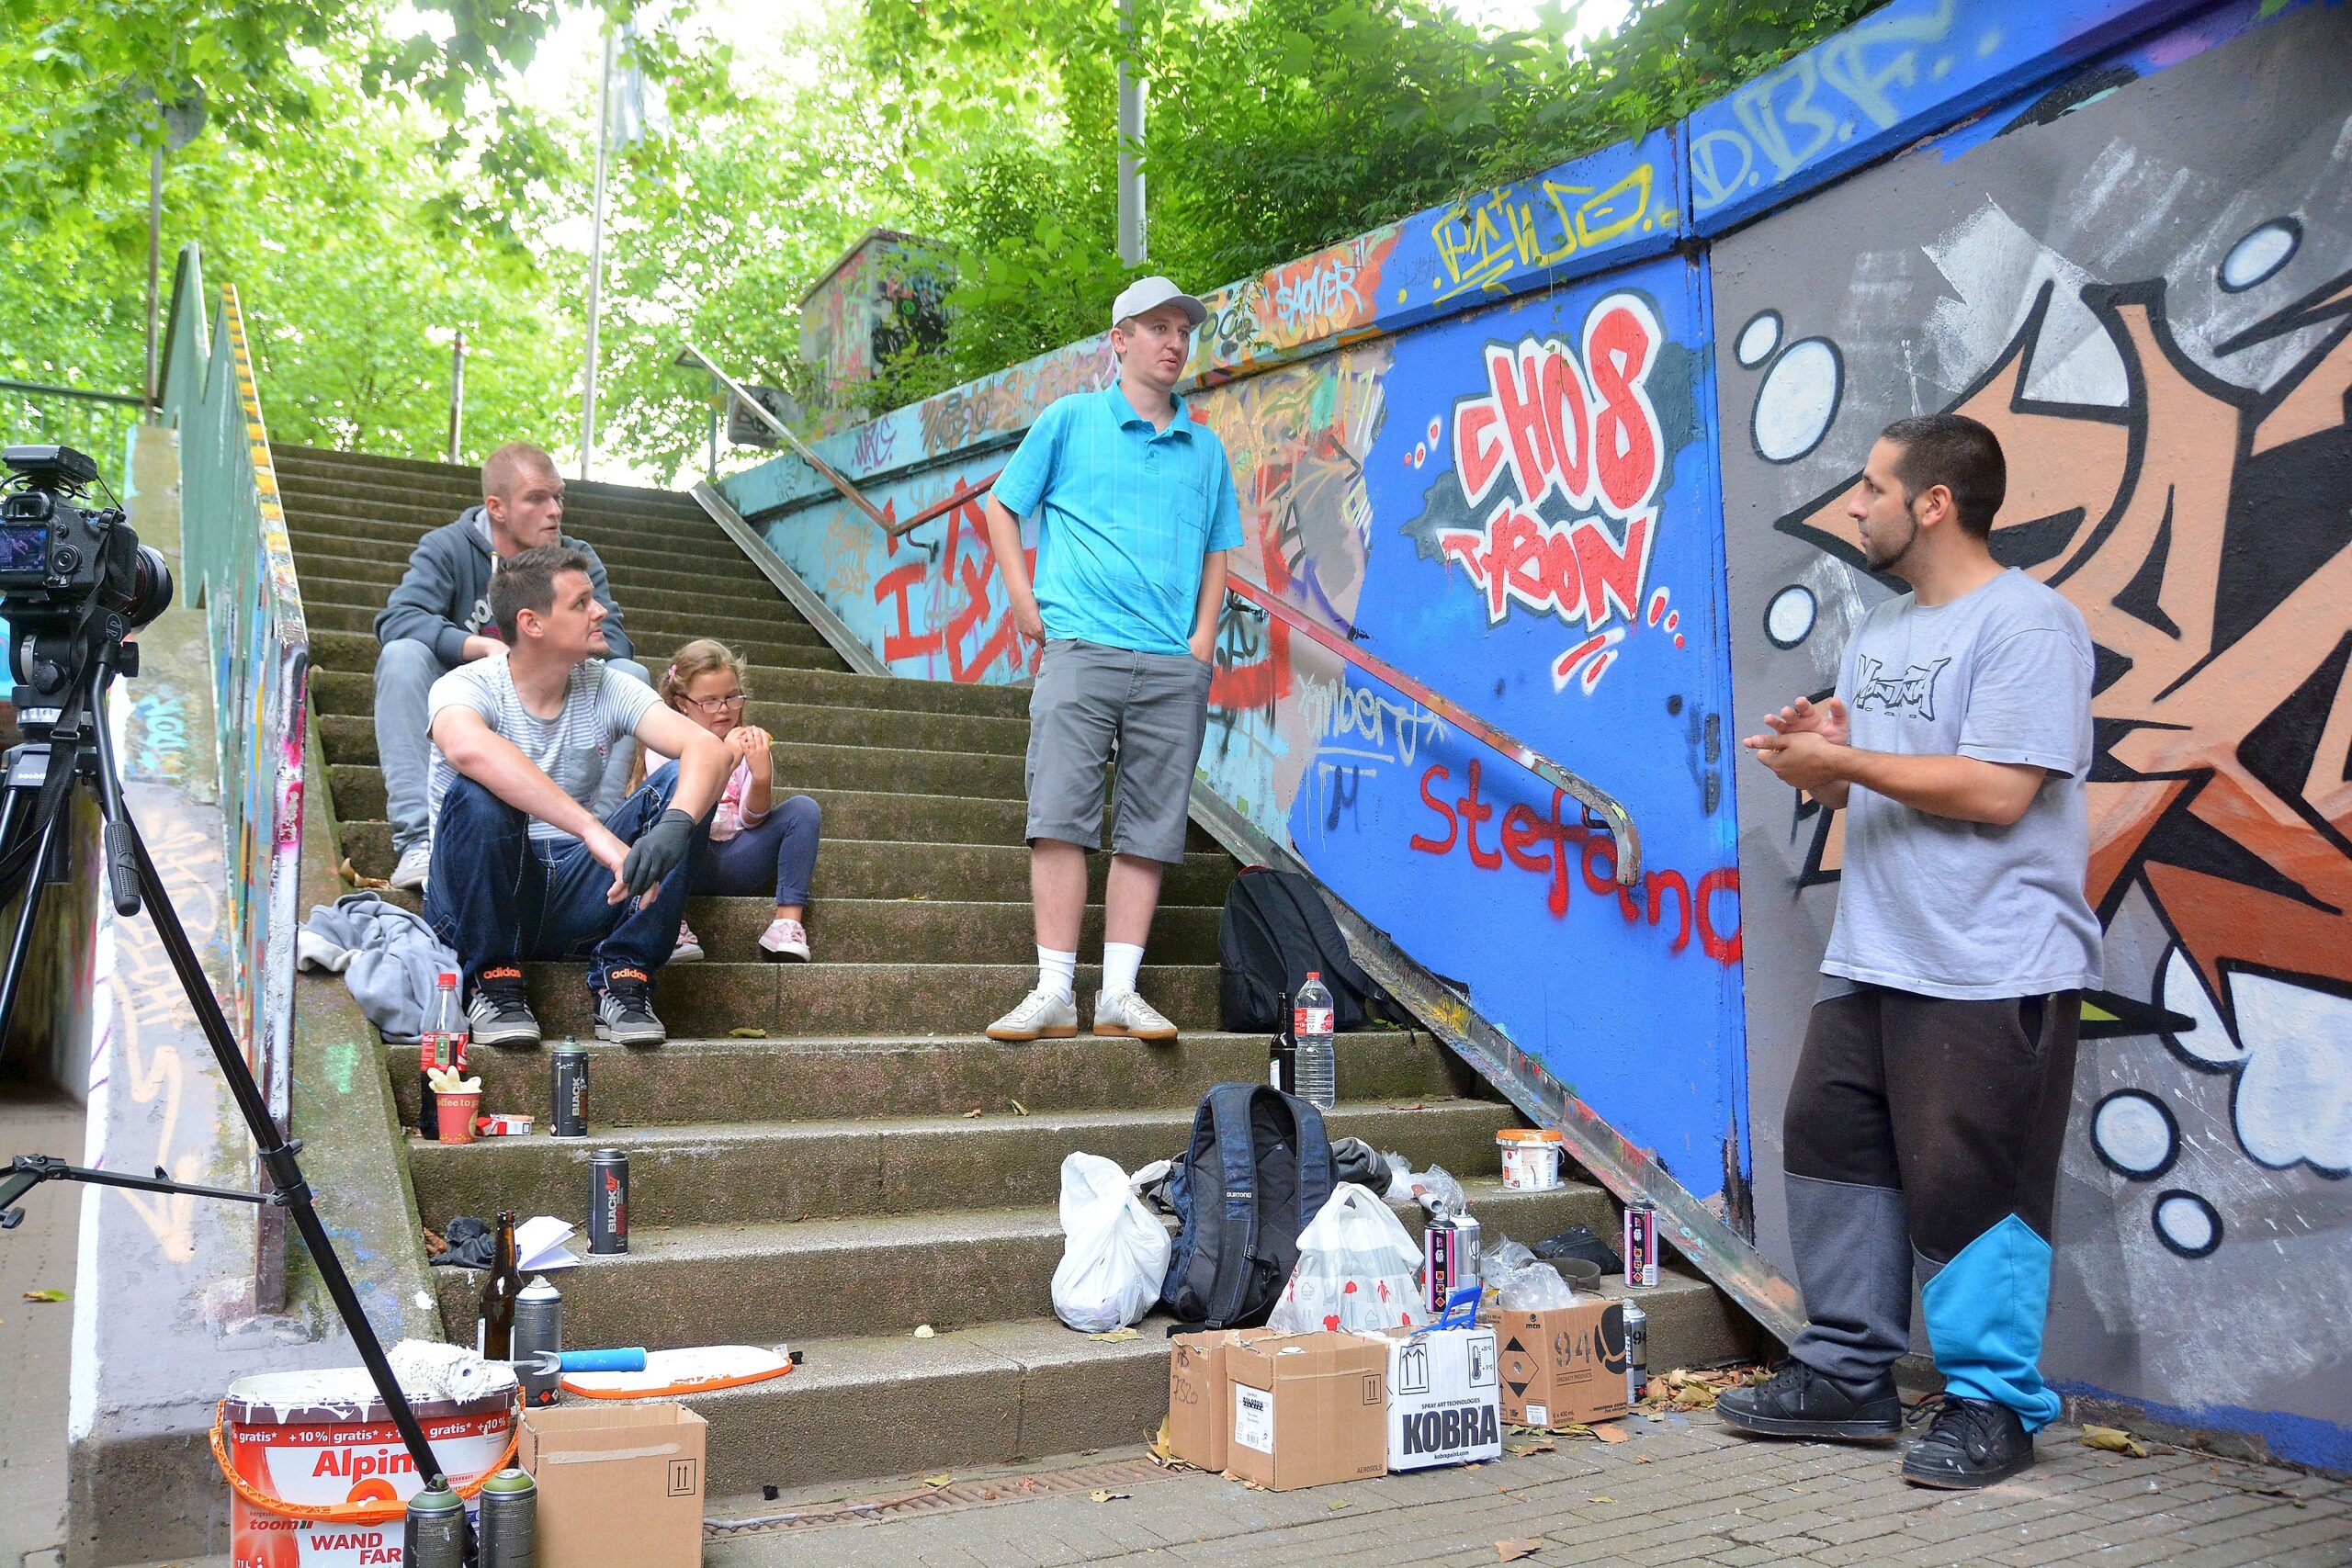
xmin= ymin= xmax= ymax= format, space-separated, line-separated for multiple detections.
xmin=0 ymin=626 xmax=469 ymax=1541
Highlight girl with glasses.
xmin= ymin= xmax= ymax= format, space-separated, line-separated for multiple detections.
xmin=646 ymin=638 xmax=823 ymax=962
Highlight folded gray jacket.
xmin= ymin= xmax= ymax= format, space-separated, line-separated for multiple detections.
xmin=298 ymin=892 xmax=460 ymax=1043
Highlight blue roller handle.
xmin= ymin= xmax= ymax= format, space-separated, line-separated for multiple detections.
xmin=558 ymin=1347 xmax=647 ymax=1372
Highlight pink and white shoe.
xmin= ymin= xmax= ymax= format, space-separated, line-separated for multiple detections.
xmin=672 ymin=920 xmax=705 ymax=964
xmin=757 ymin=916 xmax=810 ymax=962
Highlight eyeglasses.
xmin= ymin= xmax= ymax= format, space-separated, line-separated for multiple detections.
xmin=681 ymin=692 xmax=746 ymax=716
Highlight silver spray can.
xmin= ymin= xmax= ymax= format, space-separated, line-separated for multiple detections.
xmin=1622 ymin=1296 xmax=1649 ymax=1404
xmin=1623 ymin=1201 xmax=1659 ymax=1288
xmin=478 ymin=1467 xmax=538 ymax=1568
xmin=513 ymin=1275 xmax=562 ymax=1406
xmin=1423 ymin=1206 xmax=1482 ymax=1314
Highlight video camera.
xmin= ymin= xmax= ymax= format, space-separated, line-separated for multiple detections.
xmin=0 ymin=445 xmax=171 ymax=712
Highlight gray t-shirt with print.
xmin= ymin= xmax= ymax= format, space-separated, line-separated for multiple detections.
xmin=1820 ymin=568 xmax=2103 ymax=1001
xmin=424 ymin=650 xmax=658 ymax=848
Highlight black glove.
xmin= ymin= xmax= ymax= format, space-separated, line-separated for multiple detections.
xmin=620 ymin=809 xmax=695 ymax=899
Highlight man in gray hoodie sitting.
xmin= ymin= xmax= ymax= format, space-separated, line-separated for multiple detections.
xmin=374 ymin=441 xmax=650 ymax=891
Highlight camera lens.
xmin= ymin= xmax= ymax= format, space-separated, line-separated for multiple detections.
xmin=125 ymin=544 xmax=173 ymax=629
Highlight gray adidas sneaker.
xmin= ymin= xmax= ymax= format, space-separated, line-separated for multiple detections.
xmin=986 ymin=985 xmax=1079 ymax=1041
xmin=1091 ymin=989 xmax=1177 ymax=1042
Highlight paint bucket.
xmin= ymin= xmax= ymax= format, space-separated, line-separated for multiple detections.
xmin=214 ymin=1366 xmax=520 ymax=1568
xmin=1496 ymin=1128 xmax=1565 ymax=1190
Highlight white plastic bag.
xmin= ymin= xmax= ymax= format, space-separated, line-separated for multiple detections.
xmin=1050 ymin=1152 xmax=1172 ymax=1333
xmin=1495 ymin=1261 xmax=1579 ymax=1311
xmin=1267 ymin=1182 xmax=1430 ymax=1334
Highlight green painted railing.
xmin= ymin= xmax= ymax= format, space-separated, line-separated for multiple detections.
xmin=157 ymin=243 xmax=310 ymax=1131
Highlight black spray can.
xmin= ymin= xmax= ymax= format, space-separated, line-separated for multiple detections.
xmin=588 ymin=1148 xmax=629 ymax=1254
xmin=401 ymin=1479 xmax=468 ymax=1568
xmin=550 ymin=1046 xmax=589 ymax=1138
xmin=513 ymin=1275 xmax=562 ymax=1406
xmin=478 ymin=1467 xmax=537 ymax=1568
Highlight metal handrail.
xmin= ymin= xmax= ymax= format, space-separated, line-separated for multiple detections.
xmin=0 ymin=378 xmax=145 ymax=408
xmin=1222 ymin=575 xmax=1642 ymax=886
xmin=674 ymin=342 xmax=906 ymax=535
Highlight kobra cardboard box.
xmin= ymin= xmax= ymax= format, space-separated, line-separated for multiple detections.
xmin=1358 ymin=1325 xmax=1502 ymax=1471
xmin=1490 ymin=1300 xmax=1631 ymax=1427
xmin=1222 ymin=1332 xmax=1388 ymax=1491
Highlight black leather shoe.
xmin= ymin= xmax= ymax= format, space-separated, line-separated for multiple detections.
xmin=1902 ymin=1394 xmax=2035 ymax=1488
xmin=1716 ymin=1360 xmax=1903 ymax=1440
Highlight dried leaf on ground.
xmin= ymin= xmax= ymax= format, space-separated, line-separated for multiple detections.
xmin=1089 ymin=1488 xmax=1129 ymax=1503
xmin=1592 ymin=1423 xmax=1629 ymax=1444
xmin=1087 ymin=1326 xmax=1140 ymax=1342
xmin=1146 ymin=1416 xmax=1194 ymax=1470
xmin=2083 ymin=1424 xmax=2151 ymax=1458
xmin=1634 ymin=1454 xmax=1653 ymax=1465
xmin=921 ymin=1474 xmax=954 ymax=1488
xmin=1008 ymin=1099 xmax=1029 ymax=1116
xmin=339 ymin=858 xmax=391 ymax=891
xmin=728 ymin=1027 xmax=765 ymax=1038
xmin=1505 ymin=1437 xmax=1557 ymax=1456
xmin=1496 ymin=1540 xmax=1543 ymax=1562
xmin=912 ymin=1325 xmax=935 ymax=1339
xmin=1327 ymin=1499 xmax=1351 ymax=1509
xmin=962 ymin=1108 xmax=984 ymax=1119
xmin=1388 ymin=1102 xmax=1426 ymax=1111
xmin=1589 ymin=1495 xmax=1615 ymax=1504
xmin=422 ymin=1227 xmax=448 ymax=1258
xmin=22 ymin=1288 xmax=68 ymax=1303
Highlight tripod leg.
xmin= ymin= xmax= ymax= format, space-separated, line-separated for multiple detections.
xmin=119 ymin=808 xmax=453 ymax=1487
xmin=0 ymin=789 xmax=67 ymax=1050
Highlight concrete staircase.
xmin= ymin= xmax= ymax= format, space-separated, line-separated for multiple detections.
xmin=272 ymin=443 xmax=1758 ymax=1495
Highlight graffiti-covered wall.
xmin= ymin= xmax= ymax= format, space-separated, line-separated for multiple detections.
xmin=1717 ymin=0 xmax=2352 ymax=1469
xmin=724 ymin=0 xmax=2350 ymax=1472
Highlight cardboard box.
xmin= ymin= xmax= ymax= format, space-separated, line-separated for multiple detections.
xmin=1167 ymin=1327 xmax=1276 ymax=1472
xmin=520 ymin=1401 xmax=707 ymax=1568
xmin=1360 ymin=1325 xmax=1502 ymax=1471
xmin=1222 ymin=1332 xmax=1388 ymax=1491
xmin=1490 ymin=1300 xmax=1631 ymax=1427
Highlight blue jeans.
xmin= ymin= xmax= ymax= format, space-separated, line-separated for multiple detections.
xmin=376 ymin=638 xmax=650 ymax=853
xmin=423 ymin=771 xmax=704 ymax=995
xmin=647 ymin=761 xmax=822 ymax=906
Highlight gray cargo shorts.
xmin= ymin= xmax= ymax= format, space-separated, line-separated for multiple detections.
xmin=1025 ymin=638 xmax=1213 ymax=865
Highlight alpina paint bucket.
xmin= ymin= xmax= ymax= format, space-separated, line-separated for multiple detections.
xmin=216 ymin=1367 xmax=519 ymax=1568
xmin=1495 ymin=1128 xmax=1565 ymax=1190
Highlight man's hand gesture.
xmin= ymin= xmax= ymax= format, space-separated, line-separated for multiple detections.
xmin=1758 ymin=694 xmax=1848 ymax=746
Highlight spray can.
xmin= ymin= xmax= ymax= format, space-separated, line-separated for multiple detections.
xmin=401 ymin=1479 xmax=468 ymax=1568
xmin=1622 ymin=1296 xmax=1650 ymax=1404
xmin=551 ymin=1046 xmax=589 ymax=1138
xmin=478 ymin=1467 xmax=538 ymax=1568
xmin=1422 ymin=1204 xmax=1482 ymax=1315
xmin=588 ymin=1148 xmax=629 ymax=1254
xmin=513 ymin=1275 xmax=562 ymax=1406
xmin=1623 ymin=1201 xmax=1659 ymax=1289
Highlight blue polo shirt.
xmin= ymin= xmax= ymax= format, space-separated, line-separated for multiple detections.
xmin=992 ymin=385 xmax=1245 ymax=656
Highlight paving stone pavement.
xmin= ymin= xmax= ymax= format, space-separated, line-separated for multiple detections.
xmin=698 ymin=1413 xmax=2352 ymax=1568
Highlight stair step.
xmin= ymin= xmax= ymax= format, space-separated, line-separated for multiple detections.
xmin=307 ymin=626 xmax=846 ymax=678
xmin=328 ymin=737 xmax=1023 ymax=803
xmin=270 ymin=446 xmax=714 ymax=513
xmin=307 ymin=664 xmax=1031 ymax=724
xmin=287 ymin=537 xmax=785 ymax=604
xmin=277 ymin=482 xmax=731 ymax=535
xmin=385 ymin=1024 xmax=1464 ymax=1127
xmin=294 ymin=577 xmax=841 ymax=652
xmin=406 ymin=1098 xmax=1520 ymax=1229
xmin=430 ymin=1181 xmax=1610 ymax=1348
xmin=424 ymin=1272 xmax=1755 ymax=1495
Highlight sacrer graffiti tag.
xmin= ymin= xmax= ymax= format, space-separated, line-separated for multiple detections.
xmin=1425 ymin=293 xmax=1673 ymax=693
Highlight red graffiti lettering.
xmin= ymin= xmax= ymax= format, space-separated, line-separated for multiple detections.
xmin=874 ymin=560 xmax=940 ymax=661
xmin=1407 ymin=763 xmax=1736 ymax=959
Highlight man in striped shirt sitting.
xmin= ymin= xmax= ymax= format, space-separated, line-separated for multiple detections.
xmin=422 ymin=545 xmax=730 ymax=1047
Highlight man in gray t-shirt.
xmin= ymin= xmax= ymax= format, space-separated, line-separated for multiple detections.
xmin=421 ymin=545 xmax=729 ymax=1048
xmin=1720 ymin=415 xmax=2098 ymax=1492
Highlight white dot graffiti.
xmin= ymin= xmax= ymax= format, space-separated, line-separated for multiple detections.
xmin=2219 ymin=219 xmax=2300 ymax=292
xmin=1764 ymin=584 xmax=1817 ymax=648
xmin=1736 ymin=310 xmax=1782 ymax=367
xmin=1752 ymin=338 xmax=1842 ymax=463
xmin=2091 ymin=1089 xmax=2177 ymax=1178
xmin=2153 ymin=1190 xmax=2222 ymax=1258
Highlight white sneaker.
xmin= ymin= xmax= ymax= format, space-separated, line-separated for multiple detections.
xmin=986 ymin=985 xmax=1079 ymax=1042
xmin=757 ymin=917 xmax=810 ymax=962
xmin=1091 ymin=989 xmax=1177 ymax=1042
xmin=390 ymin=842 xmax=432 ymax=892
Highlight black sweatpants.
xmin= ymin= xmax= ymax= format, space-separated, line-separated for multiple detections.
xmin=1782 ymin=985 xmax=2078 ymax=1426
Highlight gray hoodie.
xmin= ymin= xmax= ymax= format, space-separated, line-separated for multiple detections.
xmin=372 ymin=506 xmax=634 ymax=664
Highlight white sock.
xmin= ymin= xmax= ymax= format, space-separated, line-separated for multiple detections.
xmin=1036 ymin=947 xmax=1078 ymax=1000
xmin=1102 ymin=942 xmax=1145 ymax=999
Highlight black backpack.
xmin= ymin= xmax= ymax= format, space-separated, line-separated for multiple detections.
xmin=1217 ymin=867 xmax=1397 ymax=1032
xmin=1158 ymin=1082 xmax=1335 ymax=1329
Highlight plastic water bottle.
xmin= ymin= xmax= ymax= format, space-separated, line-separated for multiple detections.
xmin=1293 ymin=972 xmax=1336 ymax=1110
xmin=418 ymin=971 xmax=466 ymax=1139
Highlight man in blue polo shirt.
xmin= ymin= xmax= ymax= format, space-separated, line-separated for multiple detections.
xmin=979 ymin=276 xmax=1244 ymax=1043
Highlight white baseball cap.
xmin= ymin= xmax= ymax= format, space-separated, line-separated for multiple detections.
xmin=1111 ymin=276 xmax=1207 ymax=331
